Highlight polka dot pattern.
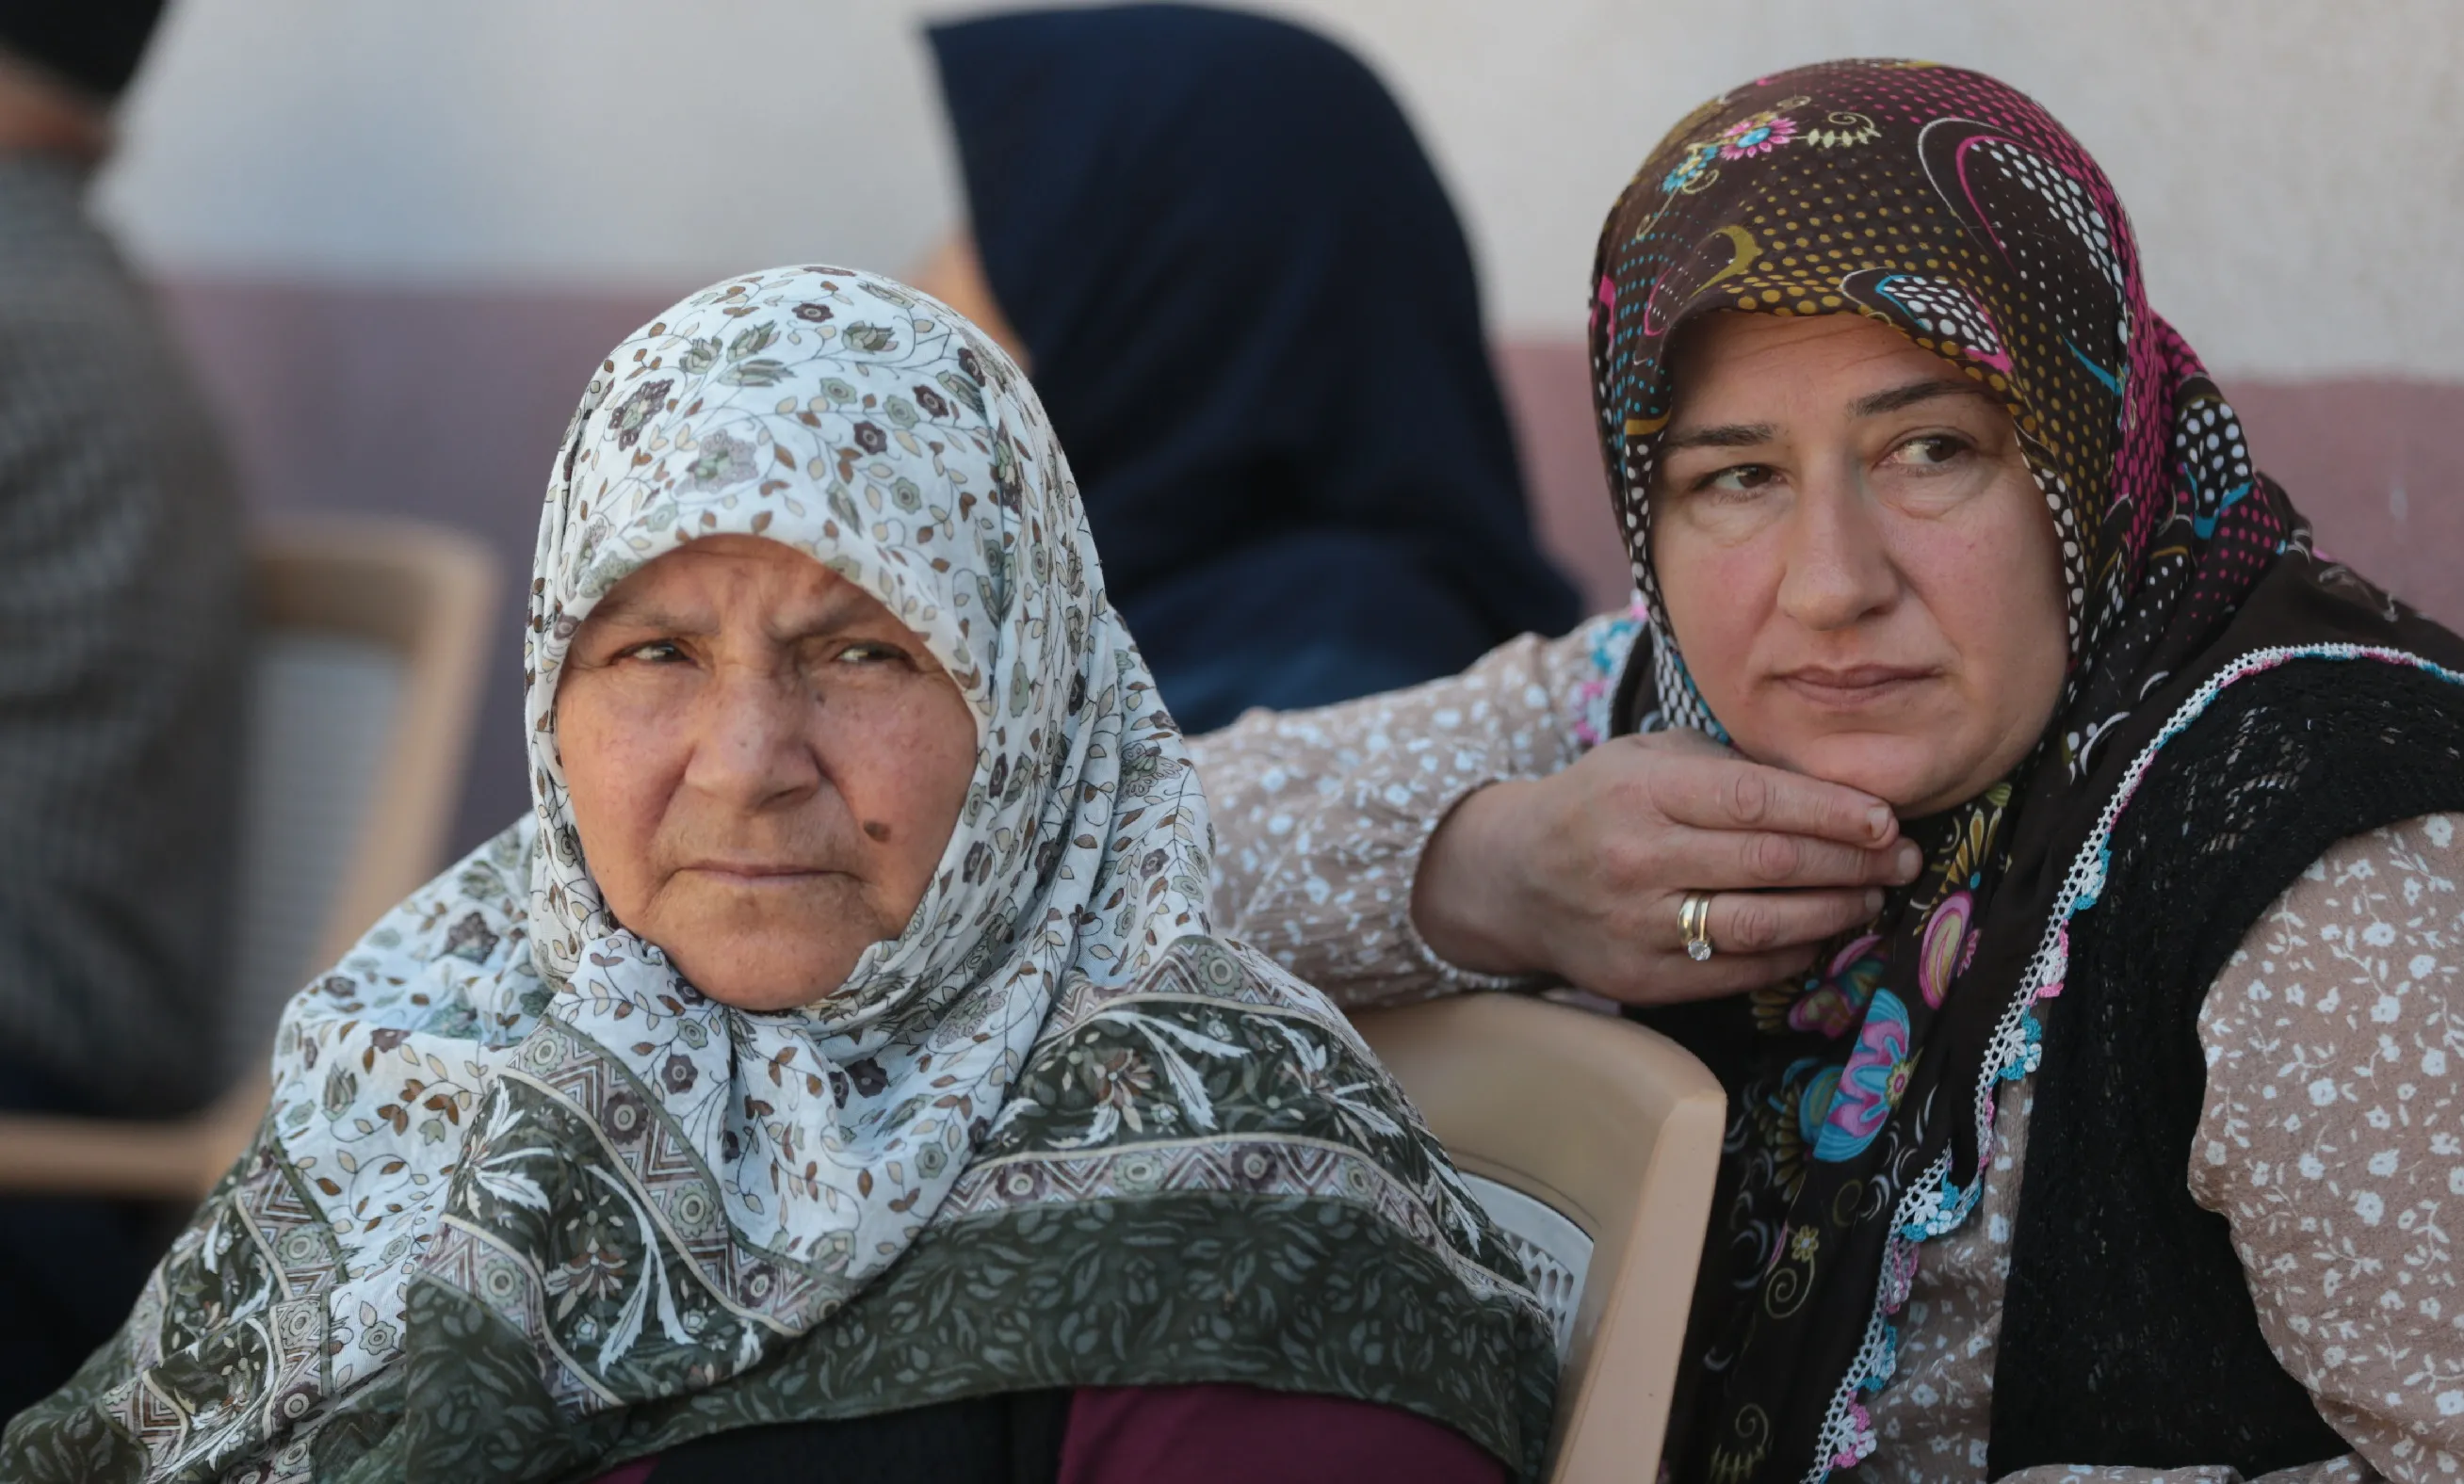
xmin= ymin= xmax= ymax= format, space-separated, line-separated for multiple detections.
xmin=1574 ymin=59 xmax=2348 ymax=1484
xmin=1200 ymin=59 xmax=2464 ymax=1484
xmin=1583 ymin=60 xmax=2294 ymax=766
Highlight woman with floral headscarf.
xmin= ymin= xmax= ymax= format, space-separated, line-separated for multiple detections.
xmin=1194 ymin=60 xmax=2464 ymax=1484
xmin=0 ymin=267 xmax=1556 ymax=1483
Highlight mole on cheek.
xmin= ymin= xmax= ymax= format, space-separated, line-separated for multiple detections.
xmin=863 ymin=820 xmax=892 ymax=843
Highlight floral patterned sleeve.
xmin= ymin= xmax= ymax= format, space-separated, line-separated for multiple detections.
xmin=1993 ymin=1460 xmax=2378 ymax=1484
xmin=2000 ymin=815 xmax=2464 ymax=1484
xmin=1185 ymin=606 xmax=1643 ymax=1008
xmin=1872 ymin=818 xmax=2464 ymax=1484
xmin=2177 ymin=812 xmax=2464 ymax=1484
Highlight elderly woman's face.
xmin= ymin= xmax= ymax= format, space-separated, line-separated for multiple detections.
xmin=555 ymin=536 xmax=978 ymax=1010
xmin=1649 ymin=312 xmax=2068 ymax=817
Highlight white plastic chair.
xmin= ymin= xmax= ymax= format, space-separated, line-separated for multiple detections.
xmin=1351 ymin=992 xmax=1726 ymax=1483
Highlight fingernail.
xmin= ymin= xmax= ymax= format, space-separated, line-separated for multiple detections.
xmin=1895 ymin=842 xmax=1921 ymax=878
xmin=1866 ymin=804 xmax=1893 ymax=839
xmin=1863 ymin=888 xmax=1884 ymax=915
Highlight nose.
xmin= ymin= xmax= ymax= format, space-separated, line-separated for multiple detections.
xmin=1775 ymin=465 xmax=1900 ymax=633
xmin=681 ymin=663 xmax=822 ymax=810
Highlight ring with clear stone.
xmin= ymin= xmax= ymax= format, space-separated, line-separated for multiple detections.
xmin=1678 ymin=890 xmax=1716 ymax=962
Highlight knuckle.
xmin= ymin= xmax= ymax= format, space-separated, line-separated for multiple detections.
xmin=1727 ymin=899 xmax=1781 ymax=952
xmin=1631 ymin=759 xmax=1684 ymax=823
xmin=1745 ymin=831 xmax=1800 ymax=883
xmin=1629 ymin=905 xmax=1680 ymax=957
xmin=1610 ymin=769 xmax=1659 ymax=819
xmin=1795 ymin=843 xmax=1854 ymax=883
xmin=1726 ymin=767 xmax=1772 ymax=825
xmin=1596 ymin=836 xmax=1649 ymax=887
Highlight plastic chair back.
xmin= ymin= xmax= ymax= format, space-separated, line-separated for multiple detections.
xmin=1350 ymin=992 xmax=1726 ymax=1483
xmin=0 ymin=515 xmax=495 ymax=1198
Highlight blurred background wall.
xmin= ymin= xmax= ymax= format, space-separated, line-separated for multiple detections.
xmin=94 ymin=0 xmax=2464 ymax=853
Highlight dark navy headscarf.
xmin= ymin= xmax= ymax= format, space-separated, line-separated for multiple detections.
xmin=928 ymin=3 xmax=1580 ymax=733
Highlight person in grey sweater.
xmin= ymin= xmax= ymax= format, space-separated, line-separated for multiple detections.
xmin=0 ymin=0 xmax=246 ymax=1421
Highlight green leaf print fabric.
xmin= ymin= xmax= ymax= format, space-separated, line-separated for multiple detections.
xmin=0 ymin=266 xmax=1554 ymax=1483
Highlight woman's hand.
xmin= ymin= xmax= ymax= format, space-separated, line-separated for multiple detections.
xmin=1410 ymin=730 xmax=1921 ymax=1004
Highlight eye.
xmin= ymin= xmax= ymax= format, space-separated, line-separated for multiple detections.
xmin=1886 ymin=433 xmax=1973 ymax=469
xmin=618 ymin=639 xmax=687 ymax=664
xmin=834 ymin=640 xmax=908 ymax=666
xmin=1694 ymin=462 xmax=1780 ymax=497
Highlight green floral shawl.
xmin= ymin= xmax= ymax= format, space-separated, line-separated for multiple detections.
xmin=1 ymin=266 xmax=1555 ymax=1483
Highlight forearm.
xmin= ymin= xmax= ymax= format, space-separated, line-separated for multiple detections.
xmin=1191 ymin=615 xmax=1633 ymax=1005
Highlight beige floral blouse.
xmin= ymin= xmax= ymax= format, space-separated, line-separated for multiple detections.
xmin=1189 ymin=615 xmax=2464 ymax=1484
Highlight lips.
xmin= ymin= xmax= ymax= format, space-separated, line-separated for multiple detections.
xmin=1774 ymin=665 xmax=1938 ymax=706
xmin=681 ymin=863 xmax=834 ymax=882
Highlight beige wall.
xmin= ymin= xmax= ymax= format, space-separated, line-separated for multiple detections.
xmin=98 ymin=0 xmax=2464 ymax=377
xmin=111 ymin=1 xmax=2464 ymax=855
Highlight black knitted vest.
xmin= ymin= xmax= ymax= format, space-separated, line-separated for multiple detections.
xmin=1989 ymin=659 xmax=2464 ymax=1475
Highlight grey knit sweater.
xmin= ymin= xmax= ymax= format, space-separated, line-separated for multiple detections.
xmin=0 ymin=153 xmax=244 ymax=1115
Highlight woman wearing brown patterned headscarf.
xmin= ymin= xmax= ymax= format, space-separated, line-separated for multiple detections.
xmin=1193 ymin=59 xmax=2464 ymax=1484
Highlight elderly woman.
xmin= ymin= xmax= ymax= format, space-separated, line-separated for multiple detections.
xmin=1196 ymin=62 xmax=2464 ymax=1484
xmin=0 ymin=268 xmax=1556 ymax=1482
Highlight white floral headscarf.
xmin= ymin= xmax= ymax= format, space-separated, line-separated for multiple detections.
xmin=521 ymin=265 xmax=1197 ymax=1272
xmin=11 ymin=268 xmax=1553 ymax=1484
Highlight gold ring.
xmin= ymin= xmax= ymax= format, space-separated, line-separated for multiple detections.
xmin=1678 ymin=891 xmax=1716 ymax=962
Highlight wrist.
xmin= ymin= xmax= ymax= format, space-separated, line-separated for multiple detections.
xmin=1410 ymin=779 xmax=1547 ymax=978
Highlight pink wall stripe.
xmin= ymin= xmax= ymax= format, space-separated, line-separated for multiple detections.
xmin=155 ymin=279 xmax=2464 ymax=857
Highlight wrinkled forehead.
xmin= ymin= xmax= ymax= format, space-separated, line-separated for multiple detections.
xmin=543 ymin=266 xmax=1037 ymax=707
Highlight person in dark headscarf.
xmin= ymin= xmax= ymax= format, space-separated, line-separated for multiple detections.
xmin=0 ymin=0 xmax=248 ymax=1424
xmin=916 ymin=3 xmax=1579 ymax=734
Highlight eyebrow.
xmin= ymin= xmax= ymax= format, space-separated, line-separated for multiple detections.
xmin=1846 ymin=378 xmax=2001 ymax=418
xmin=1662 ymin=421 xmax=1775 ymax=452
xmin=1660 ymin=379 xmax=2002 ymax=453
xmin=587 ymin=577 xmax=879 ymax=639
xmin=582 ymin=590 xmax=683 ymax=630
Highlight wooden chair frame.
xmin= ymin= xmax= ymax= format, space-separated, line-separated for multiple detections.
xmin=0 ymin=515 xmax=496 ymax=1201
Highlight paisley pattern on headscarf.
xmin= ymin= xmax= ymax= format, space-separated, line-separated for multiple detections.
xmin=1589 ymin=61 xmax=2460 ymax=1484
xmin=1 ymin=267 xmax=1555 ymax=1484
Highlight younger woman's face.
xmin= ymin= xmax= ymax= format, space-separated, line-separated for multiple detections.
xmin=1648 ymin=312 xmax=2069 ymax=817
xmin=555 ymin=536 xmax=979 ymax=1010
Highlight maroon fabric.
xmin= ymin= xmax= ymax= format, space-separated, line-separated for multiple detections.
xmin=1060 ymin=1383 xmax=1507 ymax=1484
xmin=579 ymin=1385 xmax=1507 ymax=1484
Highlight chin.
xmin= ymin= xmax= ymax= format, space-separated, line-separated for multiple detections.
xmin=1766 ymin=733 xmax=1975 ymax=818
xmin=662 ymin=935 xmax=867 ymax=1012
xmin=644 ymin=880 xmax=883 ymax=1010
